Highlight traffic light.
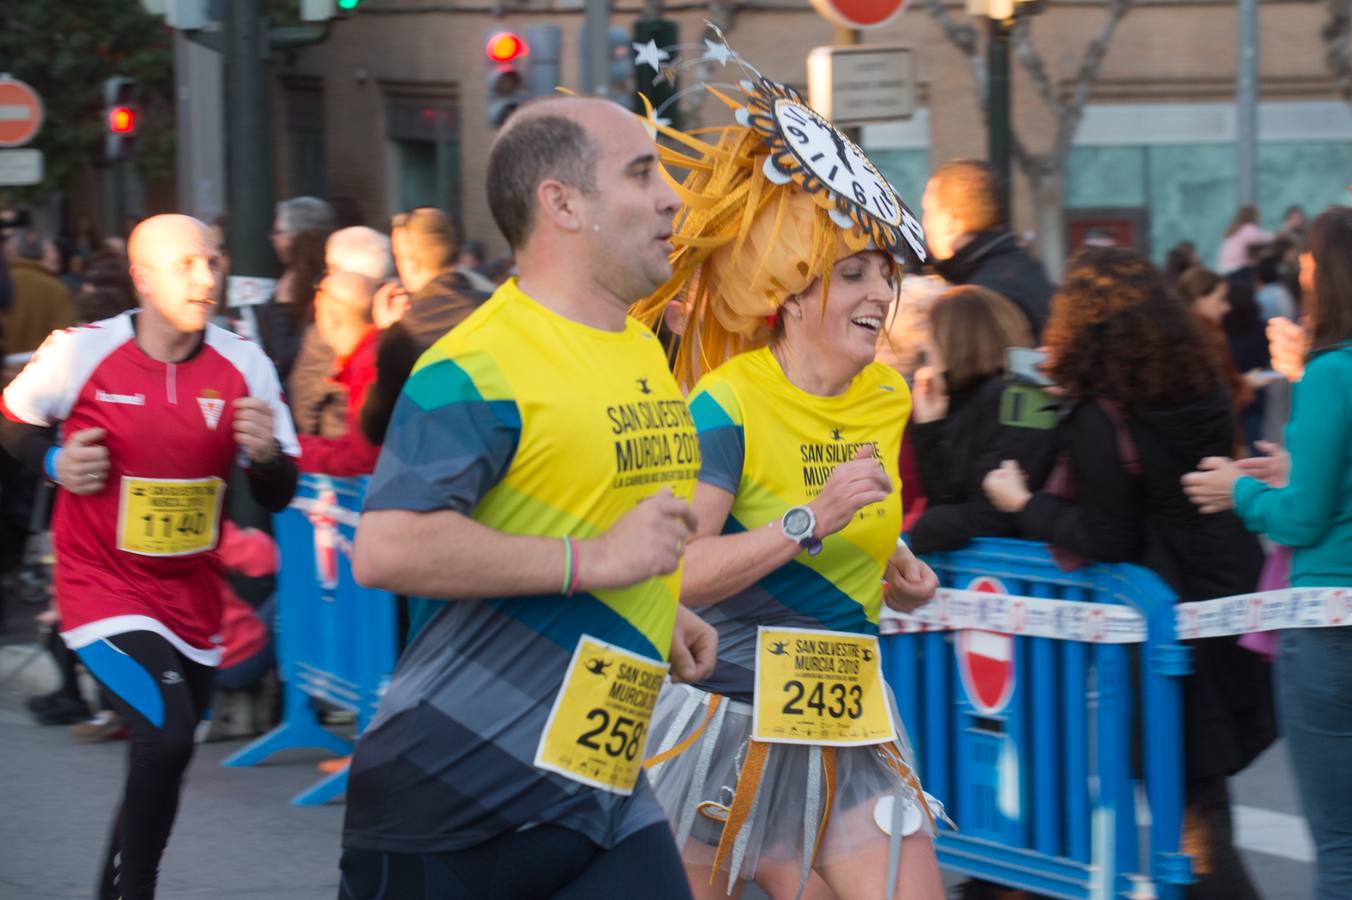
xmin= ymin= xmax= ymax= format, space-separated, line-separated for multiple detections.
xmin=633 ymin=20 xmax=678 ymax=128
xmin=485 ymin=30 xmax=530 ymax=128
xmin=103 ymin=76 xmax=139 ymax=161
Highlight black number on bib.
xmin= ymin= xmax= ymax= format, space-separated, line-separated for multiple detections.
xmin=625 ymin=722 xmax=645 ymax=761
xmin=847 ymin=684 xmax=863 ymax=719
xmin=807 ymin=681 xmax=826 ymax=716
xmin=606 ymin=715 xmax=634 ymax=758
xmin=782 ymin=680 xmax=805 ymax=715
xmin=828 ymin=683 xmax=847 ymax=718
xmin=577 ymin=709 xmax=608 ymax=750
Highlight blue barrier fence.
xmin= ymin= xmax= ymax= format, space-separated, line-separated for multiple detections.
xmin=883 ymin=538 xmax=1192 ymax=900
xmin=222 ymin=475 xmax=399 ymax=806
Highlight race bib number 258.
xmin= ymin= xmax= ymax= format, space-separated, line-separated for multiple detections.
xmin=534 ymin=636 xmax=669 ymax=795
xmin=753 ymin=626 xmax=897 ymax=746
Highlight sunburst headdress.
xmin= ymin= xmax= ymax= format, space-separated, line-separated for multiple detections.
xmin=630 ymin=27 xmax=929 ymax=387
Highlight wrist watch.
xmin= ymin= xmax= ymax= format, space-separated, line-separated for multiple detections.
xmin=780 ymin=505 xmax=823 ymax=556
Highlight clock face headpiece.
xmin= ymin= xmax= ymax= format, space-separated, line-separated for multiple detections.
xmin=629 ymin=28 xmax=929 ymax=386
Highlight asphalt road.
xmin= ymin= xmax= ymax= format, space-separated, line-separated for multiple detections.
xmin=0 ymin=644 xmax=1313 ymax=900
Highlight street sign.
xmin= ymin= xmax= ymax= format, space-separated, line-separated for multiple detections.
xmin=0 ymin=76 xmax=44 ymax=148
xmin=807 ymin=45 xmax=916 ymax=127
xmin=0 ymin=148 xmax=43 ymax=186
xmin=810 ymin=0 xmax=909 ymax=29
xmin=227 ymin=275 xmax=278 ymax=308
xmin=954 ymin=576 xmax=1016 ymax=716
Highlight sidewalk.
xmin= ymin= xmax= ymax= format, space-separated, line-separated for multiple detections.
xmin=0 ymin=682 xmax=345 ymax=900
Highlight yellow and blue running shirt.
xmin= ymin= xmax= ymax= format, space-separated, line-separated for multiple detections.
xmin=342 ymin=279 xmax=698 ymax=854
xmin=688 ymin=346 xmax=909 ymax=701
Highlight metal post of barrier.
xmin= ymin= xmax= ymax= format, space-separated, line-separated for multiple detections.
xmin=880 ymin=538 xmax=1192 ymax=900
xmin=223 ymin=475 xmax=400 ymax=807
xmin=1116 ymin=565 xmax=1194 ymax=897
xmin=1028 ymin=579 xmax=1062 ymax=858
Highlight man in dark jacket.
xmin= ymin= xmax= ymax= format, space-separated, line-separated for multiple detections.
xmin=921 ymin=160 xmax=1054 ymax=337
xmin=360 ymin=207 xmax=488 ymax=444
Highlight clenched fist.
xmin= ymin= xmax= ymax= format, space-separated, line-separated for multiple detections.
xmin=56 ymin=428 xmax=110 ymax=495
xmin=233 ymin=397 xmax=278 ymax=464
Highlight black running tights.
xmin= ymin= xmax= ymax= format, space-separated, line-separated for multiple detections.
xmin=338 ymin=822 xmax=694 ymax=900
xmin=75 ymin=630 xmax=214 ymax=900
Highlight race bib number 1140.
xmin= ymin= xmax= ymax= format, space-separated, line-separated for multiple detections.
xmin=534 ymin=635 xmax=669 ymax=795
xmin=753 ymin=626 xmax=897 ymax=746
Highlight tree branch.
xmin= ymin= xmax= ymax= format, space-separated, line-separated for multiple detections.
xmin=1011 ymin=18 xmax=1064 ymax=120
xmin=1055 ymin=0 xmax=1133 ymax=158
xmin=1324 ymin=0 xmax=1352 ymax=100
xmin=920 ymin=0 xmax=988 ymax=105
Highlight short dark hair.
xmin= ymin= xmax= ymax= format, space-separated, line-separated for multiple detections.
xmin=486 ymin=107 xmax=600 ymax=249
xmin=1177 ymin=266 xmax=1222 ymax=307
xmin=1255 ymin=255 xmax=1281 ymax=285
xmin=1306 ymin=205 xmax=1352 ymax=354
xmin=392 ymin=207 xmax=459 ymax=273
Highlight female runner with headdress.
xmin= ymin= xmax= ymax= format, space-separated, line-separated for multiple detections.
xmin=633 ymin=59 xmax=950 ymax=900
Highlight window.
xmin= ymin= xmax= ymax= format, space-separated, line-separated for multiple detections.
xmin=386 ymin=95 xmax=460 ymax=215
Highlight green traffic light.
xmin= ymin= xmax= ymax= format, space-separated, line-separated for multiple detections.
xmin=338 ymin=0 xmax=360 ymax=8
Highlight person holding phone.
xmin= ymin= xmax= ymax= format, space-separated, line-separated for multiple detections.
xmin=907 ymin=285 xmax=1056 ymax=554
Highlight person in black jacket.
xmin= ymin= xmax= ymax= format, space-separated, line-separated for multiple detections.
xmin=983 ymin=247 xmax=1274 ymax=900
xmin=359 ymin=207 xmax=488 ymax=445
xmin=908 ymin=285 xmax=1055 ymax=554
xmin=921 ymin=160 xmax=1054 ymax=337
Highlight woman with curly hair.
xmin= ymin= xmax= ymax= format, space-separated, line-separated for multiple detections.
xmin=982 ymin=246 xmax=1275 ymax=900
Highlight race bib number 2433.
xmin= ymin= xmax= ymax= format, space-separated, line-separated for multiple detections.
xmin=753 ymin=626 xmax=897 ymax=746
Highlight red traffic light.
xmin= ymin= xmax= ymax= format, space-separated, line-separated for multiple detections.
xmin=486 ymin=31 xmax=528 ymax=64
xmin=108 ymin=106 xmax=136 ymax=134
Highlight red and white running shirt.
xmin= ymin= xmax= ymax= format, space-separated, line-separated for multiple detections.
xmin=1 ymin=312 xmax=299 ymax=665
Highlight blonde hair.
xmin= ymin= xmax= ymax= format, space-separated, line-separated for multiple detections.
xmin=632 ymin=114 xmax=880 ymax=387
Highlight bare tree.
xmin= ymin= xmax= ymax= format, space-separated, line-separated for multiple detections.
xmin=1324 ymin=0 xmax=1352 ymax=100
xmin=920 ymin=0 xmax=1134 ymax=277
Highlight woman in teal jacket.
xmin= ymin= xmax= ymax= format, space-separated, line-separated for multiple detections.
xmin=1184 ymin=205 xmax=1352 ymax=900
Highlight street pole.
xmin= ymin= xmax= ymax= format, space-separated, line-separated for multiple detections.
xmin=583 ymin=0 xmax=611 ymax=95
xmin=224 ymin=0 xmax=275 ymax=282
xmin=174 ymin=32 xmax=226 ymax=222
xmin=834 ymin=26 xmax=860 ymax=143
xmin=1236 ymin=0 xmax=1258 ymax=207
xmin=988 ymin=17 xmax=1013 ymax=223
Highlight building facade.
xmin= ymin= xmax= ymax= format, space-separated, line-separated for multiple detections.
xmin=270 ymin=0 xmax=1352 ymax=271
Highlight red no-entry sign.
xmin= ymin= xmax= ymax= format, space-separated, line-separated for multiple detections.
xmin=0 ymin=77 xmax=44 ymax=148
xmin=955 ymin=576 xmax=1017 ymax=716
xmin=810 ymin=0 xmax=909 ymax=29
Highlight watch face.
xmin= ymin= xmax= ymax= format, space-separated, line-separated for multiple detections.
xmin=740 ymin=78 xmax=927 ymax=264
xmin=783 ymin=507 xmax=812 ymax=537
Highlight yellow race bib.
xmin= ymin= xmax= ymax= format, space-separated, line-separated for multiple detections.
xmin=753 ymin=626 xmax=897 ymax=746
xmin=116 ymin=476 xmax=225 ymax=557
xmin=534 ymin=635 xmax=669 ymax=795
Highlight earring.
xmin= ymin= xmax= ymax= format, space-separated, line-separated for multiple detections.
xmin=793 ymin=308 xmax=803 ymax=320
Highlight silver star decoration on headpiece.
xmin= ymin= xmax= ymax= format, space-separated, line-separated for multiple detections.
xmin=632 ymin=39 xmax=671 ymax=73
xmin=702 ymin=38 xmax=733 ymax=66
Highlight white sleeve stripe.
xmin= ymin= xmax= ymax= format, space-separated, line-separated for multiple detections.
xmin=0 ymin=314 xmax=134 ymax=426
xmin=204 ymin=325 xmax=301 ymax=457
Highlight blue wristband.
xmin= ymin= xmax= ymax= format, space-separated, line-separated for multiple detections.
xmin=44 ymin=446 xmax=61 ymax=482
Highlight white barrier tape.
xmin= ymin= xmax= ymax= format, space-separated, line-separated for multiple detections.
xmin=879 ymin=586 xmax=1352 ymax=644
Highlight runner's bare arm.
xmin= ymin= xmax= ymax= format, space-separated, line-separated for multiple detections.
xmin=354 ymin=487 xmax=696 ymax=599
xmin=681 ymin=446 xmax=892 ymax=607
xmin=679 ymin=482 xmax=804 ymax=607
